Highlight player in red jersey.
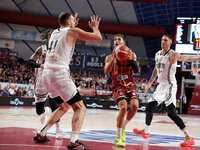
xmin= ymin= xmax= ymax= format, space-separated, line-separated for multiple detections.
xmin=104 ymin=34 xmax=139 ymax=147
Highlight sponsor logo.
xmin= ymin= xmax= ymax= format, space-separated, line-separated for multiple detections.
xmin=32 ymin=101 xmax=36 ymax=105
xmin=138 ymin=106 xmax=146 ymax=111
xmin=190 ymin=105 xmax=200 ymax=111
xmin=86 ymin=103 xmax=103 ymax=108
xmin=10 ymin=98 xmax=24 ymax=106
xmin=110 ymin=105 xmax=119 ymax=109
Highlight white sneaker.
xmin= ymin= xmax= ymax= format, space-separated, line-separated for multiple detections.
xmin=40 ymin=107 xmax=50 ymax=124
xmin=56 ymin=130 xmax=63 ymax=139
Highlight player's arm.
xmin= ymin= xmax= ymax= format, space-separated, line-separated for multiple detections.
xmin=144 ymin=54 xmax=158 ymax=93
xmin=67 ymin=15 xmax=102 ymax=44
xmin=104 ymin=54 xmax=115 ymax=75
xmin=27 ymin=47 xmax=42 ymax=68
xmin=128 ymin=51 xmax=139 ymax=73
xmin=170 ymin=51 xmax=200 ymax=64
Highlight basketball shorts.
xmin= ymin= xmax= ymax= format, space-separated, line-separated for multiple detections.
xmin=42 ymin=68 xmax=77 ymax=102
xmin=150 ymin=83 xmax=177 ymax=107
xmin=34 ymin=76 xmax=48 ymax=103
xmin=112 ymin=83 xmax=138 ymax=104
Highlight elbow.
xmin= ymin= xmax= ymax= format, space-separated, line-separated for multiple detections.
xmin=96 ymin=36 xmax=102 ymax=42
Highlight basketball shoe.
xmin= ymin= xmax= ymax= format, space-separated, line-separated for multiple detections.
xmin=113 ymin=137 xmax=126 ymax=147
xmin=180 ymin=135 xmax=195 ymax=147
xmin=133 ymin=128 xmax=149 ymax=139
xmin=122 ymin=127 xmax=126 ymax=142
xmin=33 ymin=133 xmax=50 ymax=143
xmin=67 ymin=140 xmax=92 ymax=150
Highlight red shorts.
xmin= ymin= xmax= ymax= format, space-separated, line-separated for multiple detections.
xmin=112 ymin=83 xmax=138 ymax=104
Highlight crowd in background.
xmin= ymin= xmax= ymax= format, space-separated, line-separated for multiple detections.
xmin=0 ymin=55 xmax=157 ymax=98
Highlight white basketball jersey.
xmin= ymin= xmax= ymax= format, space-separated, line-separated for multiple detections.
xmin=44 ymin=27 xmax=75 ymax=70
xmin=155 ymin=49 xmax=177 ymax=85
xmin=36 ymin=45 xmax=47 ymax=78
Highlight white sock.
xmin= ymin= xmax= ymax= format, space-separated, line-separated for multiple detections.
xmin=117 ymin=128 xmax=122 ymax=137
xmin=55 ymin=122 xmax=61 ymax=132
xmin=123 ymin=119 xmax=129 ymax=128
xmin=70 ymin=131 xmax=79 ymax=143
xmin=182 ymin=128 xmax=191 ymax=137
xmin=144 ymin=125 xmax=150 ymax=134
xmin=39 ymin=125 xmax=51 ymax=137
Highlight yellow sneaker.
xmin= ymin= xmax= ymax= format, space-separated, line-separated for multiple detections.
xmin=113 ymin=137 xmax=126 ymax=147
xmin=122 ymin=127 xmax=126 ymax=142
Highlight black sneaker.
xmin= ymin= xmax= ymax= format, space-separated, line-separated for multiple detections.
xmin=33 ymin=133 xmax=50 ymax=143
xmin=66 ymin=140 xmax=92 ymax=150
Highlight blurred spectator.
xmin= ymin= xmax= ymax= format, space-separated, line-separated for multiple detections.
xmin=8 ymin=85 xmax=16 ymax=96
xmin=3 ymin=85 xmax=9 ymax=96
xmin=16 ymin=87 xmax=23 ymax=97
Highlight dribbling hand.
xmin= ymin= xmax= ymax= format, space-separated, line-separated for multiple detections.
xmin=88 ymin=15 xmax=101 ymax=30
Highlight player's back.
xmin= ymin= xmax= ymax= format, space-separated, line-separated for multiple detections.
xmin=44 ymin=27 xmax=75 ymax=70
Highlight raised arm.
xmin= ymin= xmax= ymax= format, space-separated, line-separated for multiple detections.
xmin=67 ymin=15 xmax=102 ymax=45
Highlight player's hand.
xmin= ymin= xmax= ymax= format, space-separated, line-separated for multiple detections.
xmin=74 ymin=13 xmax=79 ymax=27
xmin=40 ymin=64 xmax=44 ymax=69
xmin=128 ymin=49 xmax=132 ymax=60
xmin=88 ymin=15 xmax=101 ymax=30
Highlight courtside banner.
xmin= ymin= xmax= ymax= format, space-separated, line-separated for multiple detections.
xmin=70 ymin=54 xmax=85 ymax=68
xmin=86 ymin=55 xmax=105 ymax=69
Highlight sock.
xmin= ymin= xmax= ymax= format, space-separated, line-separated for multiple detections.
xmin=39 ymin=124 xmax=51 ymax=137
xmin=144 ymin=125 xmax=150 ymax=134
xmin=182 ymin=128 xmax=191 ymax=137
xmin=117 ymin=128 xmax=122 ymax=137
xmin=55 ymin=122 xmax=61 ymax=132
xmin=123 ymin=119 xmax=130 ymax=128
xmin=70 ymin=131 xmax=79 ymax=143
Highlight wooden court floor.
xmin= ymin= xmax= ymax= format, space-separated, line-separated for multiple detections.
xmin=0 ymin=106 xmax=200 ymax=150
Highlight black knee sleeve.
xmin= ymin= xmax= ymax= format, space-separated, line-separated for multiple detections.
xmin=48 ymin=96 xmax=59 ymax=112
xmin=145 ymin=101 xmax=158 ymax=126
xmin=36 ymin=102 xmax=45 ymax=115
xmin=166 ymin=103 xmax=186 ymax=130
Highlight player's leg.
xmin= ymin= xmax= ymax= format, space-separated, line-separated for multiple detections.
xmin=33 ymin=97 xmax=70 ymax=143
xmin=36 ymin=101 xmax=49 ymax=124
xmin=165 ymin=103 xmax=195 ymax=147
xmin=48 ymin=96 xmax=63 ymax=138
xmin=133 ymin=100 xmax=158 ymax=139
xmin=122 ymin=97 xmax=138 ymax=142
xmin=67 ymin=92 xmax=93 ymax=150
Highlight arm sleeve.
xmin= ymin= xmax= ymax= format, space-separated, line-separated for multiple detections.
xmin=129 ymin=60 xmax=139 ymax=73
xmin=27 ymin=59 xmax=41 ymax=68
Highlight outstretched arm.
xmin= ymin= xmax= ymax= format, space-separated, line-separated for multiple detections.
xmin=170 ymin=51 xmax=200 ymax=63
xmin=67 ymin=15 xmax=102 ymax=44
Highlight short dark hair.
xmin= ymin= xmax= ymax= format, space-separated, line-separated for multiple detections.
xmin=41 ymin=30 xmax=53 ymax=41
xmin=113 ymin=34 xmax=126 ymax=42
xmin=163 ymin=34 xmax=173 ymax=41
xmin=58 ymin=12 xmax=72 ymax=26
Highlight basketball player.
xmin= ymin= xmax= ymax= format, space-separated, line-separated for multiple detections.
xmin=104 ymin=34 xmax=139 ymax=147
xmin=133 ymin=34 xmax=197 ymax=147
xmin=27 ymin=31 xmax=63 ymax=138
xmin=33 ymin=12 xmax=102 ymax=150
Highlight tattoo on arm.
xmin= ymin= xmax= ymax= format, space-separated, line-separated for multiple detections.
xmin=149 ymin=68 xmax=157 ymax=85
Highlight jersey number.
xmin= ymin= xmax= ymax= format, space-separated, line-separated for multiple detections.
xmin=48 ymin=40 xmax=58 ymax=52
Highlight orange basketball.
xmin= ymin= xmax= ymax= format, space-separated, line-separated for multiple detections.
xmin=114 ymin=45 xmax=130 ymax=61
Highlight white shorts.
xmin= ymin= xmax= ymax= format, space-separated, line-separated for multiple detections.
xmin=150 ymin=83 xmax=177 ymax=107
xmin=34 ymin=76 xmax=48 ymax=103
xmin=42 ymin=68 xmax=77 ymax=102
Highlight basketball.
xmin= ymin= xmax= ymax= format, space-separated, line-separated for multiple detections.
xmin=114 ymin=45 xmax=130 ymax=61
